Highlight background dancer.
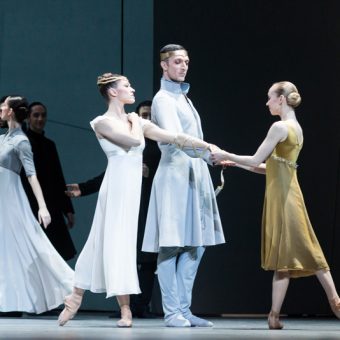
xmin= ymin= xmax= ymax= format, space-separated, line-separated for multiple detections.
xmin=0 ymin=96 xmax=73 ymax=315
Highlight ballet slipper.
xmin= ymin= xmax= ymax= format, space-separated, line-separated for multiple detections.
xmin=268 ymin=310 xmax=283 ymax=330
xmin=58 ymin=289 xmax=84 ymax=326
xmin=329 ymin=297 xmax=340 ymax=319
xmin=117 ymin=305 xmax=133 ymax=328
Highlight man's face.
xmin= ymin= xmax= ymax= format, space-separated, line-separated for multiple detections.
xmin=28 ymin=104 xmax=47 ymax=133
xmin=138 ymin=105 xmax=151 ymax=120
xmin=161 ymin=50 xmax=189 ymax=82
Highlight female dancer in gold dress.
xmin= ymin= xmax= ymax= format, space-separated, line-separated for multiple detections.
xmin=211 ymin=81 xmax=340 ymax=329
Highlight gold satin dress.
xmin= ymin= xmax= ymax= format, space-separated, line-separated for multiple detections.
xmin=262 ymin=123 xmax=329 ymax=278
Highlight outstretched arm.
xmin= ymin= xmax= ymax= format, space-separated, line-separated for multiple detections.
xmin=66 ymin=172 xmax=105 ymax=198
xmin=211 ymin=122 xmax=288 ymax=168
xmin=143 ymin=120 xmax=210 ymax=150
xmin=231 ymin=162 xmax=267 ymax=175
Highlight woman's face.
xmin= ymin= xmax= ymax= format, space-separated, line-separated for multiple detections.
xmin=266 ymin=86 xmax=282 ymax=116
xmin=113 ymin=78 xmax=135 ymax=104
xmin=0 ymin=98 xmax=11 ymax=121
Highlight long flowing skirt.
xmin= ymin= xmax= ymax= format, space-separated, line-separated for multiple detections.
xmin=0 ymin=166 xmax=74 ymax=313
xmin=74 ymin=155 xmax=142 ymax=297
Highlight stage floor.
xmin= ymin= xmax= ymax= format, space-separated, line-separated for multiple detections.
xmin=1 ymin=313 xmax=340 ymax=339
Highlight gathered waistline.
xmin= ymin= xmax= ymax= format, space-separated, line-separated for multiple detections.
xmin=0 ymin=165 xmax=20 ymax=175
xmin=270 ymin=155 xmax=298 ymax=169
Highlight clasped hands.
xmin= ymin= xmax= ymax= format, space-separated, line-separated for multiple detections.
xmin=209 ymin=144 xmax=235 ymax=167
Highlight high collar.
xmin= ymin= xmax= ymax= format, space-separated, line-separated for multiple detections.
xmin=160 ymin=77 xmax=190 ymax=95
xmin=26 ymin=128 xmax=45 ymax=138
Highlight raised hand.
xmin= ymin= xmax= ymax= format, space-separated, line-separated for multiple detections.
xmin=127 ymin=112 xmax=139 ymax=123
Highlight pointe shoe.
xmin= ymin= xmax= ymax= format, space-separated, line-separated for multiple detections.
xmin=58 ymin=291 xmax=83 ymax=326
xmin=117 ymin=305 xmax=132 ymax=328
xmin=268 ymin=310 xmax=283 ymax=330
xmin=329 ymin=297 xmax=340 ymax=319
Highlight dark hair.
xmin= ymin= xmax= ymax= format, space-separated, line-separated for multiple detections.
xmin=160 ymin=44 xmax=186 ymax=54
xmin=136 ymin=100 xmax=152 ymax=114
xmin=0 ymin=95 xmax=9 ymax=128
xmin=6 ymin=96 xmax=29 ymax=124
xmin=0 ymin=95 xmax=9 ymax=104
xmin=28 ymin=101 xmax=48 ymax=115
xmin=97 ymin=73 xmax=125 ymax=101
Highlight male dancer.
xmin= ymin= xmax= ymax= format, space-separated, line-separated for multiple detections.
xmin=142 ymin=44 xmax=225 ymax=327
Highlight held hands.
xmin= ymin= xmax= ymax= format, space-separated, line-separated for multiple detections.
xmin=38 ymin=206 xmax=51 ymax=229
xmin=210 ymin=149 xmax=231 ymax=166
xmin=221 ymin=160 xmax=236 ymax=168
xmin=65 ymin=184 xmax=82 ymax=198
xmin=208 ymin=144 xmax=221 ymax=153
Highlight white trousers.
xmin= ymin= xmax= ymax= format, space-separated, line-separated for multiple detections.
xmin=157 ymin=246 xmax=205 ymax=321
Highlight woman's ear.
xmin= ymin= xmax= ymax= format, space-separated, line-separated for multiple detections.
xmin=108 ymin=87 xmax=118 ymax=98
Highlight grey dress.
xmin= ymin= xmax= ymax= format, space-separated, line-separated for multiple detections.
xmin=0 ymin=128 xmax=73 ymax=313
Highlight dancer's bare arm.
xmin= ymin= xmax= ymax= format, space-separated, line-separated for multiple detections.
xmin=94 ymin=113 xmax=142 ymax=148
xmin=143 ymin=120 xmax=210 ymax=150
xmin=27 ymin=175 xmax=51 ymax=228
xmin=211 ymin=122 xmax=288 ymax=170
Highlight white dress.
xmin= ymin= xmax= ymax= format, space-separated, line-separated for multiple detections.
xmin=0 ymin=128 xmax=74 ymax=314
xmin=74 ymin=116 xmax=143 ymax=297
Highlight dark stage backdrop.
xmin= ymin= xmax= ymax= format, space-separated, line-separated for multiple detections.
xmin=153 ymin=0 xmax=340 ymax=315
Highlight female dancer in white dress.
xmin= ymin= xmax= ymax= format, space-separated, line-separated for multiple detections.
xmin=0 ymin=96 xmax=74 ymax=314
xmin=58 ymin=73 xmax=212 ymax=327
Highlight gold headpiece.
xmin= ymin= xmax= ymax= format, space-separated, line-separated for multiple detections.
xmin=97 ymin=73 xmax=126 ymax=86
xmin=160 ymin=49 xmax=188 ymax=61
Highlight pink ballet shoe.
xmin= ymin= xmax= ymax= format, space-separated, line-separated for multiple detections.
xmin=58 ymin=290 xmax=83 ymax=326
xmin=329 ymin=297 xmax=340 ymax=319
xmin=268 ymin=310 xmax=283 ymax=330
xmin=117 ymin=305 xmax=132 ymax=328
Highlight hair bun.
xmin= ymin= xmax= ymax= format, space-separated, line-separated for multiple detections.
xmin=18 ymin=106 xmax=28 ymax=112
xmin=287 ymin=91 xmax=301 ymax=108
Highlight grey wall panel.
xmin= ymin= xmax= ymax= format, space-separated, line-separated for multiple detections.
xmin=0 ymin=0 xmax=153 ymax=311
xmin=122 ymin=0 xmax=154 ymax=107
